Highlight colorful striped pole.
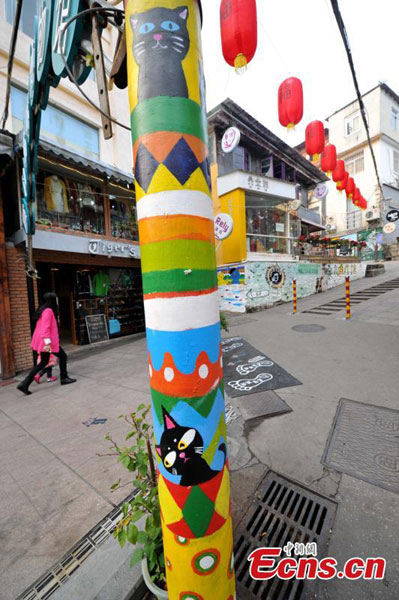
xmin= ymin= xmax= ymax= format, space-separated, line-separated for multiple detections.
xmin=345 ymin=276 xmax=351 ymax=320
xmin=292 ymin=279 xmax=297 ymax=314
xmin=124 ymin=1 xmax=235 ymax=598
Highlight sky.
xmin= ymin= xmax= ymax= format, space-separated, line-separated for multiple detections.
xmin=201 ymin=0 xmax=399 ymax=147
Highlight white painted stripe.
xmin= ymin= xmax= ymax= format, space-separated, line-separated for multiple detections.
xmin=137 ymin=190 xmax=213 ymax=222
xmin=143 ymin=290 xmax=220 ymax=331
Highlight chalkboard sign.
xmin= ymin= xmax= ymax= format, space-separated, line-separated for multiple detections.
xmin=85 ymin=314 xmax=109 ymax=344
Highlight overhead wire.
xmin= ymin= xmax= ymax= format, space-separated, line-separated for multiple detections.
xmin=1 ymin=0 xmax=23 ymax=129
xmin=329 ymin=0 xmax=384 ymax=202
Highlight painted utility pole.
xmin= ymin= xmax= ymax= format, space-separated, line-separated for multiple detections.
xmin=124 ymin=1 xmax=235 ymax=598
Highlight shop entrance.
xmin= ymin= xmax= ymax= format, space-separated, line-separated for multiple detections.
xmin=36 ymin=263 xmax=75 ymax=346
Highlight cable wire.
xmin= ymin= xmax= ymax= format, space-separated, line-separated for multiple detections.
xmin=329 ymin=0 xmax=384 ymax=202
xmin=1 ymin=0 xmax=23 ymax=129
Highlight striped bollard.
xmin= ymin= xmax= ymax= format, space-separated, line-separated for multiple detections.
xmin=124 ymin=1 xmax=235 ymax=598
xmin=345 ymin=276 xmax=351 ymax=320
xmin=292 ymin=279 xmax=297 ymax=314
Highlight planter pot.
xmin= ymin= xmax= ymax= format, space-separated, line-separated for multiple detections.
xmin=141 ymin=558 xmax=168 ymax=600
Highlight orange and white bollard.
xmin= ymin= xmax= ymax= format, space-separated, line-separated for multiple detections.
xmin=293 ymin=279 xmax=297 ymax=314
xmin=345 ymin=276 xmax=351 ymax=320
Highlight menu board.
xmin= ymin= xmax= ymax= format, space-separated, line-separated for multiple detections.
xmin=85 ymin=314 xmax=109 ymax=344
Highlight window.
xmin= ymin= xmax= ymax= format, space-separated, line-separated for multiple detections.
xmin=345 ymin=151 xmax=364 ymax=175
xmin=392 ymin=108 xmax=399 ymax=131
xmin=5 ymin=0 xmax=37 ymax=37
xmin=261 ymin=156 xmax=273 ymax=176
xmin=232 ymin=146 xmax=251 ymax=171
xmin=345 ymin=112 xmax=361 ymax=136
xmin=110 ymin=197 xmax=138 ymax=241
xmin=246 ymin=195 xmax=289 ymax=254
xmin=393 ymin=150 xmax=399 ymax=174
xmin=10 ymin=86 xmax=99 ymax=159
xmin=36 ymin=170 xmax=105 ymax=234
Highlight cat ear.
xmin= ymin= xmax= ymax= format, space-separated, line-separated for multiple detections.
xmin=162 ymin=407 xmax=178 ymax=430
xmin=156 ymin=445 xmax=162 ymax=457
xmin=177 ymin=7 xmax=188 ymax=20
xmin=130 ymin=16 xmax=139 ymax=30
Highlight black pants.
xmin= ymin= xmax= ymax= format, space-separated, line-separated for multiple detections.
xmin=23 ymin=348 xmax=68 ymax=387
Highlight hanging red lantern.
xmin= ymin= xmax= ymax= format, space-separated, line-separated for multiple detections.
xmin=359 ymin=196 xmax=367 ymax=210
xmin=321 ymin=144 xmax=337 ymax=175
xmin=332 ymin=159 xmax=346 ymax=184
xmin=336 ymin=171 xmax=348 ymax=191
xmin=305 ymin=121 xmax=325 ymax=162
xmin=220 ymin=0 xmax=257 ymax=72
xmin=346 ymin=177 xmax=356 ymax=199
xmin=353 ymin=188 xmax=361 ymax=206
xmin=278 ymin=77 xmax=303 ymax=130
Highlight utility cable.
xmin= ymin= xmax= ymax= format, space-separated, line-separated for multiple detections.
xmin=1 ymin=0 xmax=23 ymax=129
xmin=329 ymin=0 xmax=384 ymax=202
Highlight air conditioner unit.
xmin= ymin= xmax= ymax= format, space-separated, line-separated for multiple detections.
xmin=325 ymin=222 xmax=336 ymax=232
xmin=365 ymin=209 xmax=380 ymax=221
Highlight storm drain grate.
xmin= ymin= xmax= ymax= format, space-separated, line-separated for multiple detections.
xmin=234 ymin=471 xmax=337 ymax=600
xmin=17 ymin=490 xmax=138 ymax=600
xmin=302 ymin=277 xmax=399 ymax=315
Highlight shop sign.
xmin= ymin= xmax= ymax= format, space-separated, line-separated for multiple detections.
xmin=221 ymin=127 xmax=241 ymax=153
xmin=314 ymin=183 xmax=328 ymax=199
xmin=386 ymin=209 xmax=399 ymax=223
xmin=266 ymin=264 xmax=286 ymax=288
xmin=247 ymin=175 xmax=269 ymax=192
xmin=88 ymin=239 xmax=140 ymax=259
xmin=383 ymin=223 xmax=396 ymax=234
xmin=214 ymin=213 xmax=234 ymax=240
xmin=37 ymin=0 xmax=60 ymax=94
xmin=52 ymin=0 xmax=92 ymax=84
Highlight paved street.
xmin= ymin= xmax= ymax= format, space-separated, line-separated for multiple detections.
xmin=1 ymin=263 xmax=399 ymax=599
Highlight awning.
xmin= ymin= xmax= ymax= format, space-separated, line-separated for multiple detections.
xmin=298 ymin=206 xmax=325 ymax=231
xmin=301 ymin=217 xmax=326 ymax=231
xmin=15 ymin=130 xmax=134 ymax=187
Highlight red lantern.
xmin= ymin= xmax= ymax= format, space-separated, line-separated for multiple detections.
xmin=346 ymin=177 xmax=355 ymax=199
xmin=220 ymin=0 xmax=257 ymax=72
xmin=336 ymin=171 xmax=348 ymax=191
xmin=278 ymin=77 xmax=303 ymax=130
xmin=321 ymin=144 xmax=337 ymax=175
xmin=305 ymin=121 xmax=325 ymax=162
xmin=332 ymin=159 xmax=346 ymax=184
xmin=360 ymin=196 xmax=367 ymax=210
xmin=353 ymin=188 xmax=361 ymax=206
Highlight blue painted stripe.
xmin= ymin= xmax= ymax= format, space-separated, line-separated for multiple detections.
xmin=146 ymin=323 xmax=220 ymax=373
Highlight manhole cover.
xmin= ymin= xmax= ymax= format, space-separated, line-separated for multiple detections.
xmin=292 ymin=324 xmax=326 ymax=333
xmin=234 ymin=471 xmax=337 ymax=599
xmin=322 ymin=398 xmax=399 ymax=493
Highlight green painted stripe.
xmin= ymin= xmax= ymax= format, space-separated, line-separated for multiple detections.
xmin=130 ymin=97 xmax=207 ymax=144
xmin=143 ymin=269 xmax=217 ymax=295
xmin=141 ymin=239 xmax=216 ymax=273
xmin=151 ymin=386 xmax=220 ymax=427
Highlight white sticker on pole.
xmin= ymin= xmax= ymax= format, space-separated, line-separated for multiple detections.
xmin=214 ymin=213 xmax=234 ymax=240
xmin=221 ymin=127 xmax=241 ymax=153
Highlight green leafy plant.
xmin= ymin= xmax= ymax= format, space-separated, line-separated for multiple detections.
xmin=220 ymin=310 xmax=229 ymax=332
xmin=102 ymin=404 xmax=166 ymax=588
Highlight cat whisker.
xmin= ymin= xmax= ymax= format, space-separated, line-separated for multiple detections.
xmin=173 ymin=41 xmax=185 ymax=48
xmin=171 ymin=35 xmax=184 ymax=41
xmin=173 ymin=47 xmax=183 ymax=53
xmin=172 ymin=468 xmax=177 ymax=475
xmin=134 ymin=41 xmax=145 ymax=47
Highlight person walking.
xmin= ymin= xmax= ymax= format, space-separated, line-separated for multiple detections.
xmin=17 ymin=292 xmax=76 ymax=396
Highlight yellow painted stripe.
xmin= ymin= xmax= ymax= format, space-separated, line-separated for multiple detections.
xmin=139 ymin=214 xmax=214 ymax=244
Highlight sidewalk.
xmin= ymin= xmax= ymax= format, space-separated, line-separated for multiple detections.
xmin=1 ymin=262 xmax=399 ymax=599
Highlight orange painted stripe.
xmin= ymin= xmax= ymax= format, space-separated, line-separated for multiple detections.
xmin=139 ymin=214 xmax=214 ymax=244
xmin=144 ymin=287 xmax=218 ymax=301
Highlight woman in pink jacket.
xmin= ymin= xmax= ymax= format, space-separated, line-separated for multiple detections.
xmin=17 ymin=292 xmax=76 ymax=395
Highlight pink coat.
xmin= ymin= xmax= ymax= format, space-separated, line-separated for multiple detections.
xmin=31 ymin=308 xmax=60 ymax=354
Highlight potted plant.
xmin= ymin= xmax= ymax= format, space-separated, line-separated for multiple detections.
xmin=103 ymin=404 xmax=167 ymax=599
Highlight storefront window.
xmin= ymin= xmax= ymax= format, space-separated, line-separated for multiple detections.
xmin=36 ymin=171 xmax=105 ymax=234
xmin=110 ymin=197 xmax=138 ymax=241
xmin=246 ymin=195 xmax=289 ymax=254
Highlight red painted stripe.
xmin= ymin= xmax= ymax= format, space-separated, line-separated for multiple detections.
xmin=143 ymin=287 xmax=218 ymax=301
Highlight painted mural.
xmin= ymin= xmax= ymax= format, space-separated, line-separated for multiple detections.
xmin=217 ymin=266 xmax=246 ymax=313
xmin=217 ymin=260 xmax=367 ymax=312
xmin=125 ymin=1 xmax=235 ymax=598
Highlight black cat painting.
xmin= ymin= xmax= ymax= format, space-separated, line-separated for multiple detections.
xmin=130 ymin=6 xmax=190 ymax=102
xmin=156 ymin=408 xmax=227 ymax=487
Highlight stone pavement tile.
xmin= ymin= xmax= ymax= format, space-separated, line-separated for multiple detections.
xmin=0 ymin=469 xmax=44 ymax=524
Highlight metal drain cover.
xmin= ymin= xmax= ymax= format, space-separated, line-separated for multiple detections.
xmin=322 ymin=398 xmax=399 ymax=493
xmin=292 ymin=324 xmax=326 ymax=333
xmin=234 ymin=471 xmax=337 ymax=599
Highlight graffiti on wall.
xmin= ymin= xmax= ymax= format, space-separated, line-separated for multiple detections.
xmin=217 ymin=261 xmax=367 ymax=312
xmin=217 ymin=266 xmax=246 ymax=313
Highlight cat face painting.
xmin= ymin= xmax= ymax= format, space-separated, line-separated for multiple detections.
xmin=130 ymin=6 xmax=190 ymax=101
xmin=156 ymin=408 xmax=227 ymax=487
